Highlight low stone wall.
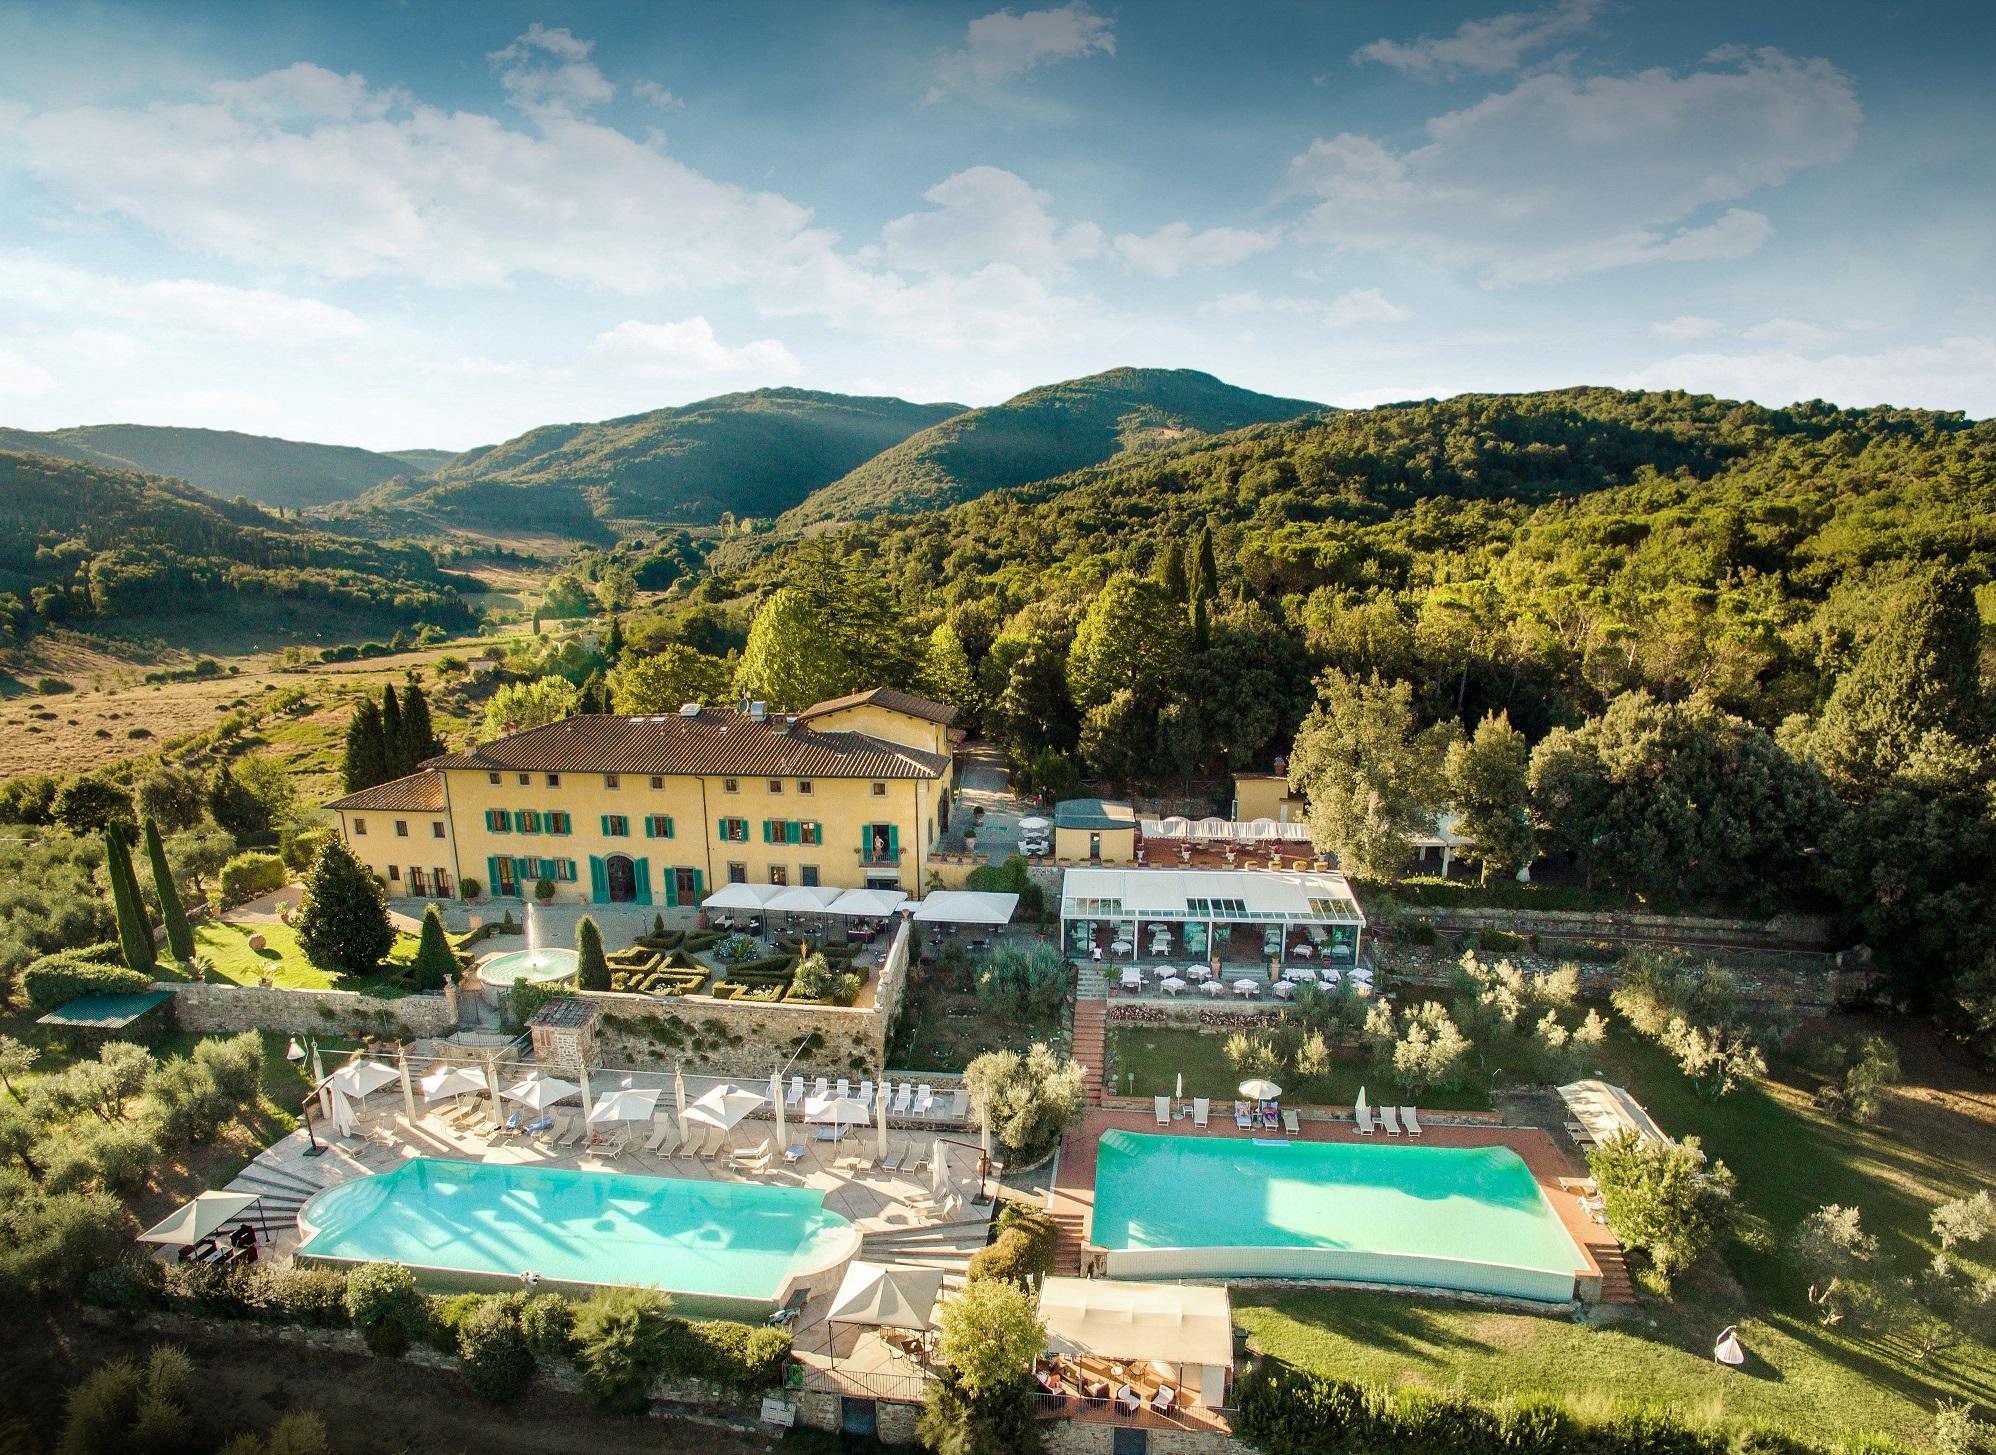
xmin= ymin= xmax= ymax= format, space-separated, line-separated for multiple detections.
xmin=1398 ymin=904 xmax=1838 ymax=949
xmin=796 ymin=1388 xmax=923 ymax=1442
xmin=161 ymin=979 xmax=458 ymax=1040
xmin=1382 ymin=944 xmax=1850 ymax=1012
xmin=1042 ymin=1418 xmax=1254 ymax=1455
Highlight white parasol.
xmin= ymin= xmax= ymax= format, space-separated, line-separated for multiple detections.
xmin=421 ymin=1066 xmax=487 ymax=1102
xmin=501 ymin=1073 xmax=581 ymax=1112
xmin=682 ymin=1083 xmax=767 ymax=1132
xmin=1238 ymin=1078 xmax=1283 ymax=1101
xmin=587 ymin=1088 xmax=661 ymax=1125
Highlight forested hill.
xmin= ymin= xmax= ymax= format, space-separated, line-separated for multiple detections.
xmin=0 ymin=450 xmax=470 ymax=643
xmin=0 ymin=423 xmax=428 ymax=510
xmin=361 ymin=388 xmax=966 ymax=531
xmin=775 ymin=367 xmax=1324 ymax=529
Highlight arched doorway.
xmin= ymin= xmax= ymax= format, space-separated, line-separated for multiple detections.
xmin=605 ymin=854 xmax=637 ymax=903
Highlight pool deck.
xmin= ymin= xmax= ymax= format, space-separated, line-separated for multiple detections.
xmin=1050 ymin=1106 xmax=1626 ymax=1300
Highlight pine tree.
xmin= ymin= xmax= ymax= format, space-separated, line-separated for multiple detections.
xmin=296 ymin=838 xmax=394 ymax=976
xmin=105 ymin=825 xmax=155 ymax=974
xmin=379 ymin=685 xmax=404 ymax=773
xmin=408 ymin=903 xmax=457 ymax=991
xmin=397 ymin=685 xmax=441 ymax=774
xmin=575 ymin=916 xmax=610 ymax=991
xmin=341 ymin=699 xmax=391 ymax=792
xmin=142 ymin=816 xmax=195 ymax=962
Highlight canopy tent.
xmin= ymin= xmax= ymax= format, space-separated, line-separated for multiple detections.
xmin=138 ymin=1191 xmax=264 ymax=1247
xmin=501 ymin=1073 xmax=581 ymax=1111
xmin=826 ymin=887 xmax=907 ymax=918
xmin=806 ymin=1095 xmax=872 ymax=1127
xmin=329 ymin=1060 xmax=399 ymax=1098
xmin=682 ymin=1083 xmax=767 ymax=1132
xmin=1039 ymin=1276 xmax=1235 ymax=1373
xmin=702 ymin=882 xmax=784 ymax=911
xmin=420 ymin=1066 xmax=488 ymax=1102
xmin=766 ymin=884 xmax=846 ymax=913
xmin=1558 ymin=1079 xmax=1670 ymax=1147
xmin=912 ymin=890 xmax=1018 ymax=925
xmin=587 ymin=1088 xmax=661 ymax=1125
xmin=829 ymin=1260 xmax=945 ymax=1331
xmin=1141 ymin=816 xmax=1312 ymax=844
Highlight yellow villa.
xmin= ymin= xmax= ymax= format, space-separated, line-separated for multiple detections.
xmin=326 ymin=687 xmax=959 ymax=907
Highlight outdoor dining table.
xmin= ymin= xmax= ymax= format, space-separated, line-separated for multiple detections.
xmin=1272 ymin=981 xmax=1295 ymax=999
xmin=1110 ymin=939 xmax=1133 ymax=956
xmin=1282 ymin=965 xmax=1318 ymax=981
xmin=1233 ymin=978 xmax=1261 ymax=998
xmin=1201 ymin=980 xmax=1225 ymax=997
xmin=1160 ymin=975 xmax=1187 ymax=995
xmin=1291 ymin=942 xmax=1313 ymax=958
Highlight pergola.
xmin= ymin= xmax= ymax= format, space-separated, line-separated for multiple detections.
xmin=1059 ymin=866 xmax=1365 ymax=968
xmin=1038 ymin=1277 xmax=1235 ymax=1408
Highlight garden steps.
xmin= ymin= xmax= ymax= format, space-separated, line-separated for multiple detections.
xmin=1590 ymin=1244 xmax=1639 ymax=1305
xmin=1048 ymin=1210 xmax=1087 ymax=1276
xmin=1070 ymin=997 xmax=1108 ymax=1106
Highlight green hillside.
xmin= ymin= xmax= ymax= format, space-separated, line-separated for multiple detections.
xmin=0 ymin=450 xmax=470 ymax=644
xmin=367 ymin=387 xmax=966 ymax=530
xmin=381 ymin=448 xmax=455 ymax=474
xmin=0 ymin=424 xmax=422 ymax=509
xmin=776 ymin=366 xmax=1323 ymax=528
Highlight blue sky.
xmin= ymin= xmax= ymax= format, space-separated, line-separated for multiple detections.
xmin=0 ymin=0 xmax=1991 ymax=450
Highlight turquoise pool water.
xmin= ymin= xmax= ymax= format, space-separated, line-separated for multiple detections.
xmin=1091 ymin=1132 xmax=1584 ymax=1299
xmin=298 ymin=1159 xmax=855 ymax=1303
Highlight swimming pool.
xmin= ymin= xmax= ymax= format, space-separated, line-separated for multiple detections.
xmin=297 ymin=1159 xmax=859 ymax=1314
xmin=1089 ymin=1131 xmax=1587 ymax=1302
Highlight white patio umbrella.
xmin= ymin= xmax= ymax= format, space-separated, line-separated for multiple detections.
xmin=330 ymin=1060 xmax=399 ymax=1099
xmin=1239 ymin=1078 xmax=1283 ymax=1101
xmin=1174 ymin=1072 xmax=1184 ymax=1099
xmin=395 ymin=1046 xmax=418 ymax=1126
xmin=877 ymin=1080 xmax=890 ymax=1160
xmin=770 ymin=1071 xmax=786 ymax=1148
xmin=674 ymin=1066 xmax=687 ymax=1120
xmin=767 ymin=884 xmax=845 ymax=914
xmin=931 ymin=1138 xmax=951 ymax=1197
xmin=587 ymin=1087 xmax=661 ymax=1125
xmin=702 ymin=882 xmax=782 ymax=911
xmin=501 ymin=1073 xmax=581 ymax=1112
xmin=980 ymin=1102 xmax=991 ymax=1162
xmin=682 ymin=1083 xmax=767 ymax=1132
xmin=827 ymin=887 xmax=908 ymax=917
xmin=421 ymin=1066 xmax=488 ymax=1102
xmin=807 ymin=1096 xmax=871 ymax=1127
xmin=138 ymin=1190 xmax=264 ymax=1247
xmin=483 ymin=1053 xmax=502 ymax=1126
xmin=1017 ymin=815 xmax=1051 ymax=832
xmin=311 ymin=1044 xmax=329 ymax=1120
xmin=1355 ymin=1086 xmax=1369 ymax=1118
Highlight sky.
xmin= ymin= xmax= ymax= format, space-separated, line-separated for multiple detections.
xmin=0 ymin=0 xmax=1991 ymax=451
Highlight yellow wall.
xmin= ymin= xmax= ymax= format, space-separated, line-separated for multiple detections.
xmin=336 ymin=808 xmax=458 ymax=898
xmin=802 ymin=703 xmax=952 ymax=758
xmin=1054 ymin=824 xmax=1136 ymax=864
xmin=1234 ymin=774 xmax=1304 ymax=822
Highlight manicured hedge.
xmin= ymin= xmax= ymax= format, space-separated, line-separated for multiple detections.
xmin=21 ymin=947 xmax=152 ymax=1011
xmin=218 ymin=850 xmax=286 ymax=904
xmin=967 ymin=1203 xmax=1058 ymax=1287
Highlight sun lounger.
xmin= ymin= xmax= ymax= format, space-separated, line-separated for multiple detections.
xmin=915 ymin=1085 xmax=935 ymax=1116
xmin=1381 ymin=1104 xmax=1402 ymax=1136
xmin=597 ymin=1128 xmax=632 ymax=1157
xmin=857 ymin=1079 xmax=874 ymax=1107
xmin=699 ymin=1127 xmax=728 ymax=1159
xmin=1400 ymin=1106 xmax=1422 ymax=1137
xmin=813 ymin=1077 xmax=830 ymax=1101
xmin=948 ymin=1089 xmax=970 ymax=1122
xmin=786 ymin=1076 xmax=804 ymax=1107
xmin=893 ymin=1083 xmax=913 ymax=1114
xmin=1192 ymin=1097 xmax=1210 ymax=1127
xmin=1355 ymin=1103 xmax=1375 ymax=1135
xmin=1154 ymin=1095 xmax=1171 ymax=1125
xmin=491 ymin=1111 xmax=525 ymax=1140
xmin=909 ymin=1144 xmax=931 ymax=1176
xmin=783 ymin=1141 xmax=808 ymax=1164
xmin=641 ymin=1118 xmax=675 ymax=1153
xmin=558 ymin=1115 xmax=589 ymax=1146
xmin=882 ymin=1141 xmax=904 ymax=1173
xmin=835 ymin=1078 xmax=852 ymax=1100
xmin=1234 ymin=1100 xmax=1253 ymax=1130
xmin=1282 ymin=1109 xmax=1300 ymax=1135
xmin=731 ymin=1137 xmax=772 ymax=1164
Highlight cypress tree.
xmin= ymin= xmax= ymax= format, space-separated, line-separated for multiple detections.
xmin=341 ymin=699 xmax=390 ymax=792
xmin=1191 ymin=592 xmax=1211 ymax=651
xmin=577 ymin=670 xmax=609 ymax=715
xmin=575 ymin=916 xmax=609 ymax=991
xmin=604 ymin=613 xmax=624 ymax=664
xmin=379 ymin=685 xmax=404 ymax=774
xmin=206 ymin=760 xmax=269 ymax=841
xmin=1192 ymin=522 xmax=1218 ymax=602
xmin=409 ymin=903 xmax=457 ymax=991
xmin=397 ymin=684 xmax=441 ymax=773
xmin=296 ymin=838 xmax=395 ymax=976
xmin=1155 ymin=539 xmax=1189 ymax=602
xmin=143 ymin=816 xmax=196 ymax=963
xmin=105 ymin=825 xmax=156 ymax=974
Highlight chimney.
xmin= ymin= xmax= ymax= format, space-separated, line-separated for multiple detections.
xmin=749 ymin=701 xmax=767 ymax=721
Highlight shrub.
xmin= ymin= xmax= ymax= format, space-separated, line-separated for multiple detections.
xmin=191 ymin=1031 xmax=264 ymax=1104
xmin=570 ymin=1286 xmax=674 ymax=1413
xmin=460 ymin=877 xmax=482 ymax=901
xmin=658 ymin=1318 xmax=793 ymax=1391
xmin=279 ymin=825 xmax=335 ymax=872
xmin=425 ymin=1292 xmax=486 ymax=1352
xmin=576 ymin=916 xmax=610 ymax=991
xmin=1588 ymin=1133 xmax=1737 ymax=1289
xmin=965 ymin=1044 xmax=1086 ymax=1165
xmin=968 ymin=1204 xmax=1058 ymax=1288
xmin=343 ymin=1262 xmax=423 ymax=1358
xmin=296 ymin=839 xmax=393 ymax=976
xmin=520 ymin=1292 xmax=575 ymax=1359
xmin=408 ymin=904 xmax=457 ymax=992
xmin=218 ymin=851 xmax=286 ymax=905
xmin=21 ymin=950 xmax=150 ymax=1012
xmin=458 ymin=1294 xmax=537 ymax=1403
xmin=975 ymin=941 xmax=1069 ymax=1020
xmin=713 ymin=934 xmax=759 ymax=965
xmin=534 ymin=877 xmax=556 ymax=902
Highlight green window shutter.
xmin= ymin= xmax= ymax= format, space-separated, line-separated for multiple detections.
xmin=663 ymin=816 xmax=674 ymax=839
xmin=888 ymin=824 xmax=900 ymax=860
xmin=717 ymin=818 xmax=728 ymax=842
xmin=691 ymin=868 xmax=704 ymax=903
xmin=761 ymin=819 xmax=772 ymax=844
xmin=789 ymin=821 xmax=802 ymax=844
xmin=643 ymin=816 xmax=655 ymax=839
xmin=513 ymin=857 xmax=531 ymax=884
xmin=663 ymin=869 xmax=677 ymax=908
xmin=600 ymin=815 xmax=611 ymax=836
xmin=589 ymin=856 xmax=607 ymax=903
xmin=633 ymin=857 xmax=653 ymax=906
xmin=486 ymin=856 xmax=500 ymax=893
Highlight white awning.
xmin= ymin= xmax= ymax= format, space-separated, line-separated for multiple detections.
xmin=829 ymin=1261 xmax=945 ymax=1331
xmin=1060 ymin=866 xmax=1364 ymax=927
xmin=912 ymin=890 xmax=1018 ymax=925
xmin=703 ymin=882 xmax=784 ymax=911
xmin=767 ymin=884 xmax=846 ymax=913
xmin=1038 ymin=1277 xmax=1235 ymax=1371
xmin=1142 ymin=816 xmax=1313 ymax=843
xmin=138 ymin=1190 xmax=263 ymax=1247
xmin=682 ymin=1083 xmax=767 ymax=1132
xmin=827 ymin=887 xmax=908 ymax=917
xmin=1558 ymin=1079 xmax=1669 ymax=1146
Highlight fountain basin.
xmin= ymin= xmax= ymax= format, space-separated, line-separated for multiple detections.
xmin=476 ymin=948 xmax=579 ymax=987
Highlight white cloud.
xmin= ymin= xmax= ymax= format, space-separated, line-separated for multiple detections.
xmin=208 ymin=62 xmax=397 ymax=122
xmin=927 ymin=2 xmax=1115 ymax=103
xmin=1113 ymin=223 xmax=1282 ymax=279
xmin=0 ymin=349 xmax=55 ymax=396
xmin=1324 ymin=287 xmax=1412 ymax=326
xmin=1202 ymin=286 xmax=1410 ymax=328
xmin=1290 ymin=48 xmax=1859 ymax=286
xmin=1354 ymin=0 xmax=1598 ymax=79
xmin=588 ymin=317 xmax=800 ymax=380
xmin=488 ymin=24 xmax=614 ymax=115
xmin=632 ymin=79 xmax=682 ymax=110
xmin=0 ymin=253 xmax=366 ymax=344
xmin=1742 ymin=317 xmax=1844 ymax=349
xmin=1625 ymin=335 xmax=1996 ymax=415
xmin=1652 ymin=315 xmax=1722 ymax=342
xmin=879 ymin=167 xmax=1101 ymax=274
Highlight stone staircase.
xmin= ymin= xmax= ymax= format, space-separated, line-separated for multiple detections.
xmin=1048 ymin=1210 xmax=1088 ymax=1277
xmin=217 ymin=1158 xmax=339 ymax=1239
xmin=858 ymin=1217 xmax=993 ymax=1294
xmin=1071 ymin=997 xmax=1108 ymax=1106
xmin=1591 ymin=1244 xmax=1639 ymax=1305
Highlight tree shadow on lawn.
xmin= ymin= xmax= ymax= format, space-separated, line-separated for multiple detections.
xmin=1239 ymin=1289 xmax=1501 ymax=1365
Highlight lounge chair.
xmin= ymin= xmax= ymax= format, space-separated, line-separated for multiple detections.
xmin=641 ymin=1118 xmax=675 ymax=1153
xmin=857 ymin=1079 xmax=875 ymax=1107
xmin=1234 ymin=1100 xmax=1253 ymax=1130
xmin=699 ymin=1127 xmax=728 ymax=1159
xmin=1192 ymin=1097 xmax=1210 ymax=1127
xmin=882 ymin=1140 xmax=904 ymax=1173
xmin=1381 ymin=1104 xmax=1402 ymax=1136
xmin=908 ymin=1144 xmax=931 ymax=1176
xmin=948 ymin=1089 xmax=970 ymax=1122
xmin=731 ymin=1138 xmax=773 ymax=1172
xmin=491 ymin=1110 xmax=525 ymax=1140
xmin=1355 ymin=1103 xmax=1376 ymax=1135
xmin=557 ymin=1115 xmax=589 ymax=1146
xmin=1154 ymin=1095 xmax=1171 ymax=1126
xmin=893 ymin=1083 xmax=913 ymax=1115
xmin=835 ymin=1078 xmax=852 ymax=1100
xmin=534 ymin=1114 xmax=568 ymax=1145
xmin=783 ymin=1141 xmax=808 ymax=1165
xmin=813 ymin=1077 xmax=830 ymax=1101
xmin=1116 ymin=1386 xmax=1141 ymax=1415
xmin=1282 ymin=1109 xmax=1300 ymax=1135
xmin=597 ymin=1128 xmax=632 ymax=1157
xmin=786 ymin=1076 xmax=805 ymax=1107
xmin=915 ymin=1085 xmax=935 ymax=1117
xmin=1400 ymin=1106 xmax=1422 ymax=1137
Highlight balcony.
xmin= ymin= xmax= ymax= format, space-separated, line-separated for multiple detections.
xmin=855 ymin=848 xmax=905 ymax=867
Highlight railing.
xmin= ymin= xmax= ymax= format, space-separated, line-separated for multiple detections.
xmin=797 ymin=1365 xmax=932 ymax=1401
xmin=1034 ymin=1391 xmax=1234 ymax=1432
xmin=855 ymin=849 xmax=905 ymax=866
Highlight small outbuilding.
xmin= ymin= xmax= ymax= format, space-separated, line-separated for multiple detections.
xmin=1037 ymin=1276 xmax=1235 ymax=1409
xmin=1054 ymin=799 xmax=1137 ymax=864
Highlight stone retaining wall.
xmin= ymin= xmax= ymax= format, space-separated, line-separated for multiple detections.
xmin=160 ymin=980 xmax=459 ymax=1040
xmin=1397 ymin=904 xmax=1838 ymax=949
xmin=1042 ymin=1418 xmax=1254 ymax=1455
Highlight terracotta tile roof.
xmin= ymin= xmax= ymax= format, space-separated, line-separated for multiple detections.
xmin=795 ymin=686 xmax=958 ymax=726
xmin=426 ymin=709 xmax=949 ymax=780
xmin=327 ymin=770 xmax=445 ymax=812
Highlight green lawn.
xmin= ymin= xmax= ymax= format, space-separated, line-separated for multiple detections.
xmin=1226 ymin=1014 xmax=1996 ymax=1447
xmin=182 ymin=919 xmax=420 ymax=997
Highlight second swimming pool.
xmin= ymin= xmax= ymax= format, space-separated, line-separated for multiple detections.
xmin=1089 ymin=1131 xmax=1587 ymax=1301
